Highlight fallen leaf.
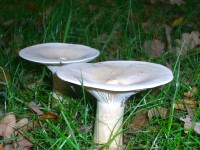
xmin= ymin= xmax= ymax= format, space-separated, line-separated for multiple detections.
xmin=173 ymin=31 xmax=200 ymax=56
xmin=184 ymin=87 xmax=198 ymax=98
xmin=17 ymin=118 xmax=29 ymax=127
xmin=169 ymin=0 xmax=185 ymax=6
xmin=0 ymin=112 xmax=16 ymax=138
xmin=17 ymin=138 xmax=33 ymax=150
xmin=28 ymin=102 xmax=44 ymax=116
xmin=180 ymin=115 xmax=200 ymax=134
xmin=185 ymin=104 xmax=195 ymax=119
xmin=143 ymin=39 xmax=165 ymax=57
xmin=174 ymin=99 xmax=199 ymax=110
xmin=129 ymin=109 xmax=149 ymax=131
xmin=172 ymin=17 xmax=184 ymax=27
xmin=148 ymin=106 xmax=169 ymax=120
xmin=38 ymin=112 xmax=59 ymax=121
xmin=0 ymin=113 xmax=33 ymax=149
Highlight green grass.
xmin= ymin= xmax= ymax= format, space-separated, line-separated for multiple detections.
xmin=0 ymin=0 xmax=200 ymax=149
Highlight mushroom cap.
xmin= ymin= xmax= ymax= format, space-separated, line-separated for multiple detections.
xmin=19 ymin=43 xmax=100 ymax=65
xmin=57 ymin=61 xmax=173 ymax=92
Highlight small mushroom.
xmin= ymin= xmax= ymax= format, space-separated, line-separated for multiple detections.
xmin=19 ymin=43 xmax=100 ymax=101
xmin=57 ymin=61 xmax=173 ymax=149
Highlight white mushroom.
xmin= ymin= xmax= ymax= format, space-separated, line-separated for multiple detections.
xmin=56 ymin=61 xmax=173 ymax=149
xmin=19 ymin=43 xmax=100 ymax=101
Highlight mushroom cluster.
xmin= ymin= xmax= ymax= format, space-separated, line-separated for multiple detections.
xmin=19 ymin=43 xmax=173 ymax=150
xmin=57 ymin=61 xmax=173 ymax=149
xmin=19 ymin=43 xmax=100 ymax=101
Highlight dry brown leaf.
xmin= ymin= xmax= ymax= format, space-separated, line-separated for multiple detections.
xmin=174 ymin=99 xmax=199 ymax=110
xmin=148 ymin=106 xmax=169 ymax=120
xmin=129 ymin=109 xmax=149 ymax=131
xmin=185 ymin=104 xmax=195 ymax=119
xmin=38 ymin=112 xmax=59 ymax=121
xmin=143 ymin=39 xmax=165 ymax=57
xmin=184 ymin=87 xmax=198 ymax=98
xmin=174 ymin=31 xmax=200 ymax=56
xmin=170 ymin=0 xmax=185 ymax=6
xmin=16 ymin=118 xmax=29 ymax=133
xmin=0 ymin=113 xmax=33 ymax=149
xmin=0 ymin=112 xmax=16 ymax=138
xmin=28 ymin=102 xmax=44 ymax=116
xmin=16 ymin=119 xmax=33 ymax=149
xmin=17 ymin=138 xmax=33 ymax=150
xmin=180 ymin=115 xmax=200 ymax=134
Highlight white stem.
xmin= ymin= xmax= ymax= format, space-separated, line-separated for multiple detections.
xmin=94 ymin=101 xmax=125 ymax=150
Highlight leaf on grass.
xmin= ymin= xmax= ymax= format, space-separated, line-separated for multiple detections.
xmin=17 ymin=138 xmax=33 ymax=150
xmin=180 ymin=115 xmax=200 ymax=134
xmin=143 ymin=39 xmax=165 ymax=57
xmin=184 ymin=87 xmax=198 ymax=98
xmin=173 ymin=31 xmax=200 ymax=56
xmin=0 ymin=112 xmax=16 ymax=138
xmin=28 ymin=102 xmax=44 ymax=116
xmin=148 ymin=106 xmax=169 ymax=120
xmin=171 ymin=17 xmax=184 ymax=27
xmin=15 ymin=118 xmax=33 ymax=150
xmin=0 ymin=113 xmax=33 ymax=149
xmin=38 ymin=112 xmax=59 ymax=121
xmin=185 ymin=104 xmax=195 ymax=119
xmin=169 ymin=0 xmax=185 ymax=6
xmin=16 ymin=118 xmax=29 ymax=131
xmin=174 ymin=99 xmax=199 ymax=110
xmin=129 ymin=109 xmax=149 ymax=131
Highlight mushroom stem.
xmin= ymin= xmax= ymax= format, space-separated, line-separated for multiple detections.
xmin=47 ymin=66 xmax=71 ymax=102
xmin=86 ymin=88 xmax=135 ymax=149
xmin=94 ymin=101 xmax=124 ymax=149
xmin=52 ymin=74 xmax=71 ymax=100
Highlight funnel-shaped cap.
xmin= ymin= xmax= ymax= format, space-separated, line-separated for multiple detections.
xmin=19 ymin=43 xmax=100 ymax=65
xmin=57 ymin=61 xmax=173 ymax=92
